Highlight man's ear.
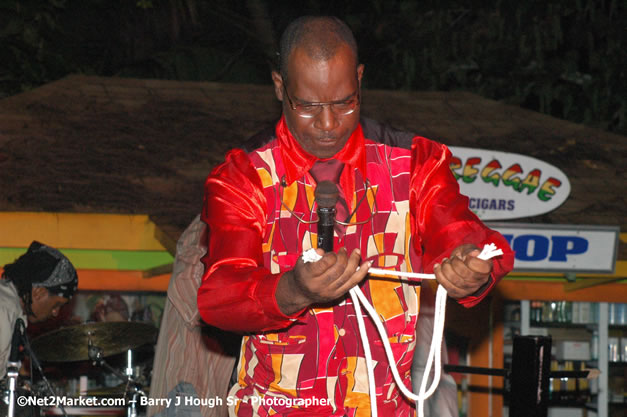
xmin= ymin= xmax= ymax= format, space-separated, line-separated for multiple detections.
xmin=357 ymin=64 xmax=365 ymax=88
xmin=31 ymin=286 xmax=48 ymax=301
xmin=271 ymin=71 xmax=284 ymax=102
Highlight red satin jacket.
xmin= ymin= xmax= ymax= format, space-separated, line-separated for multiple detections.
xmin=197 ymin=117 xmax=514 ymax=416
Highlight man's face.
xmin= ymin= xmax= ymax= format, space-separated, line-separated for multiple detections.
xmin=28 ymin=287 xmax=69 ymax=323
xmin=272 ymin=44 xmax=364 ymax=159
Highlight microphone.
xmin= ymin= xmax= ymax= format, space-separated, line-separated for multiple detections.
xmin=9 ymin=318 xmax=24 ymax=363
xmin=314 ymin=180 xmax=339 ymax=253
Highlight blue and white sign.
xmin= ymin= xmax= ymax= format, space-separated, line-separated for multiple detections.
xmin=487 ymin=223 xmax=620 ymax=273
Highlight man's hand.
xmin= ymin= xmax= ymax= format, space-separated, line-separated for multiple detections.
xmin=434 ymin=244 xmax=493 ymax=299
xmin=276 ymin=247 xmax=371 ymax=315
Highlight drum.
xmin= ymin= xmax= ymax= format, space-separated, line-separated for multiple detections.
xmin=0 ymin=384 xmax=40 ymax=417
xmin=43 ymin=406 xmax=126 ymax=416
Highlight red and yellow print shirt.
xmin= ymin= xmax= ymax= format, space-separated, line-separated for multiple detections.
xmin=198 ymin=117 xmax=514 ymax=416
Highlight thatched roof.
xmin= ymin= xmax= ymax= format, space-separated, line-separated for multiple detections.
xmin=0 ymin=75 xmax=624 ymax=257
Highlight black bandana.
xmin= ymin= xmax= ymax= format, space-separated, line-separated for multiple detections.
xmin=3 ymin=241 xmax=78 ymax=299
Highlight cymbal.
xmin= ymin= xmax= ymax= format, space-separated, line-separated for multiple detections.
xmin=31 ymin=321 xmax=157 ymax=362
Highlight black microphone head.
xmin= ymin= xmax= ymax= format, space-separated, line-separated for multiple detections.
xmin=314 ymin=180 xmax=339 ymax=208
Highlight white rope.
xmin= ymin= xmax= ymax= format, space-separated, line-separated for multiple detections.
xmin=349 ymin=289 xmax=378 ymax=416
xmin=367 ymin=268 xmax=436 ymax=280
xmin=303 ymin=243 xmax=503 ymax=417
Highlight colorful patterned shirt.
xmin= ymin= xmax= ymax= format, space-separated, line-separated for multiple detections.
xmin=198 ymin=117 xmax=513 ymax=416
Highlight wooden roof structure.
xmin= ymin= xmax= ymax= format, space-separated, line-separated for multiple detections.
xmin=0 ymin=75 xmax=625 ymax=289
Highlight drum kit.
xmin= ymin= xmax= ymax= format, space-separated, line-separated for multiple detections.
xmin=2 ymin=321 xmax=157 ymax=417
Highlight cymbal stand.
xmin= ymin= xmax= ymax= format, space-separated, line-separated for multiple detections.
xmin=21 ymin=328 xmax=69 ymax=417
xmin=125 ymin=349 xmax=139 ymax=417
xmin=87 ymin=335 xmax=146 ymax=417
xmin=6 ymin=359 xmax=19 ymax=417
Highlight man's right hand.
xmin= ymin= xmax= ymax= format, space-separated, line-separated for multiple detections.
xmin=276 ymin=247 xmax=371 ymax=316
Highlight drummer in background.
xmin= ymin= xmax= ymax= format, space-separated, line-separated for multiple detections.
xmin=0 ymin=241 xmax=78 ymax=379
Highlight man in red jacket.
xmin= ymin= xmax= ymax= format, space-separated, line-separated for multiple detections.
xmin=198 ymin=16 xmax=513 ymax=417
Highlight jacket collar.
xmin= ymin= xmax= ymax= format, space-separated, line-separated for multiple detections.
xmin=276 ymin=116 xmax=367 ymax=185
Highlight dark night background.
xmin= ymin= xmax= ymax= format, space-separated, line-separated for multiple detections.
xmin=1 ymin=0 xmax=625 ymax=135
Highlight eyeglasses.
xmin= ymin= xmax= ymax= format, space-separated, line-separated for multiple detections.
xmin=283 ymin=85 xmax=360 ymax=118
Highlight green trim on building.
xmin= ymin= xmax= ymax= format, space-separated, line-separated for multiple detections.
xmin=0 ymin=248 xmax=173 ymax=271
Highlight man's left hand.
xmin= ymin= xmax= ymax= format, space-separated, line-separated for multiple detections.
xmin=433 ymin=244 xmax=492 ymax=299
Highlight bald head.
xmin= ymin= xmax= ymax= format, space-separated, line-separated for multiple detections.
xmin=279 ymin=16 xmax=358 ymax=82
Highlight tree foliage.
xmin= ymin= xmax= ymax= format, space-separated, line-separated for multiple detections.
xmin=0 ymin=0 xmax=625 ymax=134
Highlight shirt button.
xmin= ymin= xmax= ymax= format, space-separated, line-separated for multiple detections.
xmin=338 ymin=328 xmax=346 ymax=337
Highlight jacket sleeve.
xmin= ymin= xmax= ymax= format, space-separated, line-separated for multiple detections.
xmin=197 ymin=149 xmax=302 ymax=332
xmin=0 ymin=304 xmax=14 ymax=376
xmin=409 ymin=137 xmax=514 ymax=307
